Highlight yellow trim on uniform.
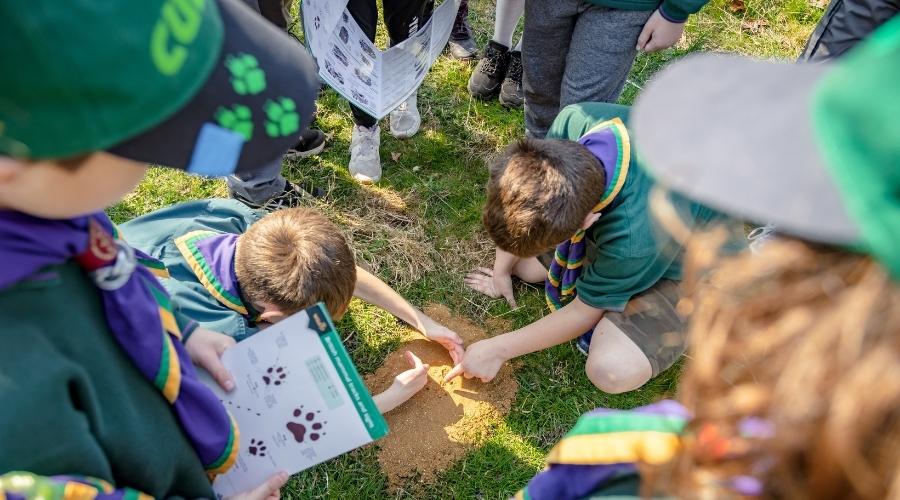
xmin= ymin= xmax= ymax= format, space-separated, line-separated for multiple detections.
xmin=582 ymin=117 xmax=631 ymax=213
xmin=546 ymin=431 xmax=681 ymax=466
xmin=174 ymin=231 xmax=249 ymax=316
xmin=62 ymin=482 xmax=98 ymax=500
xmin=161 ymin=335 xmax=182 ymax=403
xmin=158 ymin=306 xmax=181 ymax=340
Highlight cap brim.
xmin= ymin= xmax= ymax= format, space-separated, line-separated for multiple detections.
xmin=108 ymin=0 xmax=319 ymax=177
xmin=631 ymin=53 xmax=859 ymax=245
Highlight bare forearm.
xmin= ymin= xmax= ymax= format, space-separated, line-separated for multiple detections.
xmin=493 ymin=298 xmax=604 ymax=359
xmin=353 ymin=266 xmax=423 ymax=331
xmin=372 ymin=390 xmax=402 ymax=414
xmin=494 ymin=247 xmax=519 ymax=274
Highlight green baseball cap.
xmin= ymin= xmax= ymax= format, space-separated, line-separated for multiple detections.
xmin=632 ymin=16 xmax=900 ymax=280
xmin=0 ymin=0 xmax=319 ymax=177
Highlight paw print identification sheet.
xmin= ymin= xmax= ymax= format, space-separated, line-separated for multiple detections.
xmin=302 ymin=0 xmax=460 ymax=119
xmin=199 ymin=303 xmax=388 ymax=497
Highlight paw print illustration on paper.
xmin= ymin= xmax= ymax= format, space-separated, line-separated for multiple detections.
xmin=225 ymin=53 xmax=267 ymax=95
xmin=264 ymin=97 xmax=299 ymax=138
xmin=262 ymin=366 xmax=287 ymax=386
xmin=286 ymin=407 xmax=327 ymax=443
xmin=215 ymin=104 xmax=253 ymax=141
xmin=248 ymin=438 xmax=267 ymax=457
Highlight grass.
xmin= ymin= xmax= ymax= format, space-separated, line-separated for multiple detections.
xmin=110 ymin=0 xmax=822 ymax=497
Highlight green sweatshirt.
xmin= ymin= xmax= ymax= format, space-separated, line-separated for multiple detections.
xmin=0 ymin=262 xmax=215 ymax=499
xmin=588 ymin=0 xmax=709 ymax=22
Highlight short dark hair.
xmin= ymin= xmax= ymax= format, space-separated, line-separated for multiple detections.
xmin=483 ymin=138 xmax=606 ymax=256
xmin=235 ymin=208 xmax=356 ymax=319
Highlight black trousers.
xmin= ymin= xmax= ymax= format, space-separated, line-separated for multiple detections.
xmin=801 ymin=0 xmax=899 ymax=60
xmin=251 ymin=0 xmax=291 ymax=30
xmin=347 ymin=0 xmax=434 ymax=126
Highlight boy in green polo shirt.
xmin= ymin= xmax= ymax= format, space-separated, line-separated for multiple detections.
xmin=0 ymin=0 xmax=321 ymax=497
xmin=449 ymin=102 xmax=732 ymax=393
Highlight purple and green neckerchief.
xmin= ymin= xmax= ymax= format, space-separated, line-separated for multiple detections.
xmin=545 ymin=117 xmax=632 ymax=311
xmin=174 ymin=230 xmax=259 ymax=321
xmin=516 ymin=400 xmax=768 ymax=500
xmin=0 ymin=211 xmax=239 ymax=477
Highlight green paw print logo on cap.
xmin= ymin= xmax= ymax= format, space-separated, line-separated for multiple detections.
xmin=215 ymin=104 xmax=254 ymax=141
xmin=225 ymin=53 xmax=267 ymax=95
xmin=264 ymin=98 xmax=300 ymax=137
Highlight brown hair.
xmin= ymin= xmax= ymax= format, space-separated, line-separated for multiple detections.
xmin=483 ymin=138 xmax=605 ymax=257
xmin=234 ymin=208 xmax=356 ymax=320
xmin=653 ymin=227 xmax=900 ymax=499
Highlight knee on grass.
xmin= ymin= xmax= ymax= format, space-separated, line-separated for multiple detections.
xmin=584 ymin=353 xmax=652 ymax=394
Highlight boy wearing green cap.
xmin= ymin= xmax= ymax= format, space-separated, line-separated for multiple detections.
xmin=0 ymin=0 xmax=321 ymax=497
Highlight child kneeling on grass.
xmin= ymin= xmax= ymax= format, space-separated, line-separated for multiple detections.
xmin=120 ymin=199 xmax=464 ymax=413
xmin=449 ymin=101 xmax=738 ymax=393
xmin=518 ymin=18 xmax=900 ymax=497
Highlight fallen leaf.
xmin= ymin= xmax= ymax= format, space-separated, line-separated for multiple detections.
xmin=741 ymin=19 xmax=769 ymax=33
xmin=412 ymin=166 xmax=421 ymax=172
xmin=390 ymin=151 xmax=401 ymax=162
xmin=727 ymin=0 xmax=745 ymax=13
xmin=809 ymin=0 xmax=827 ymax=8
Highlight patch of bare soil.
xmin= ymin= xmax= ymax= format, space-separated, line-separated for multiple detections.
xmin=364 ymin=304 xmax=518 ymax=487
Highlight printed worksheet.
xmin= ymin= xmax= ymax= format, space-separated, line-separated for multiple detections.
xmin=303 ymin=0 xmax=461 ymax=119
xmin=199 ymin=303 xmax=388 ymax=498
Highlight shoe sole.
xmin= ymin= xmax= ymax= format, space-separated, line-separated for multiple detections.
xmin=469 ymin=83 xmax=501 ymax=100
xmin=499 ymin=95 xmax=524 ymax=108
xmin=351 ymin=172 xmax=379 ymax=184
xmin=283 ymin=140 xmax=326 ymax=159
xmin=449 ymin=51 xmax=478 ymax=61
xmin=389 ymin=120 xmax=421 ymax=139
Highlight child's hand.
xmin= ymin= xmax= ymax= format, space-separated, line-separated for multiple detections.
xmin=415 ymin=311 xmax=465 ymax=364
xmin=374 ymin=352 xmax=430 ymax=413
xmin=444 ymin=338 xmax=507 ymax=383
xmin=184 ymin=327 xmax=236 ymax=391
xmin=465 ymin=266 xmax=517 ymax=308
xmin=226 ymin=471 xmax=288 ymax=500
xmin=636 ymin=10 xmax=685 ymax=52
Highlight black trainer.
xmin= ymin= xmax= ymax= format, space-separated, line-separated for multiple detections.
xmin=499 ymin=50 xmax=524 ymax=108
xmin=283 ymin=128 xmax=326 ymax=159
xmin=468 ymin=40 xmax=509 ymax=99
xmin=231 ymin=180 xmax=325 ymax=212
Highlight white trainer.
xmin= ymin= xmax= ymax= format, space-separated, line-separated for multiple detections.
xmin=389 ymin=93 xmax=421 ymax=139
xmin=349 ymin=124 xmax=381 ymax=183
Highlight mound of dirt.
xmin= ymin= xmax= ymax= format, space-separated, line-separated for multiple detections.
xmin=364 ymin=304 xmax=518 ymax=488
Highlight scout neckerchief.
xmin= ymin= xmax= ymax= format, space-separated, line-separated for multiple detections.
xmin=545 ymin=118 xmax=632 ymax=311
xmin=174 ymin=230 xmax=259 ymax=321
xmin=515 ymin=400 xmax=688 ymax=500
xmin=0 ymin=211 xmax=238 ymax=476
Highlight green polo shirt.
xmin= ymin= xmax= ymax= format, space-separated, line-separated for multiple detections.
xmin=586 ymin=0 xmax=709 ymax=22
xmin=547 ymin=102 xmax=724 ymax=311
xmin=0 ymin=262 xmax=214 ymax=499
xmin=120 ymin=199 xmax=265 ymax=341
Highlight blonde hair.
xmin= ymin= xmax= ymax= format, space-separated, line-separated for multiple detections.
xmin=659 ymin=227 xmax=900 ymax=499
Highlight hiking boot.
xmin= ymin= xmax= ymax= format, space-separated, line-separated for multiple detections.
xmin=468 ymin=40 xmax=509 ymax=99
xmin=231 ymin=180 xmax=324 ymax=212
xmin=349 ymin=124 xmax=381 ymax=183
xmin=499 ymin=50 xmax=524 ymax=108
xmin=389 ymin=93 xmax=421 ymax=139
xmin=448 ymin=37 xmax=478 ymax=60
xmin=283 ymin=128 xmax=327 ymax=159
